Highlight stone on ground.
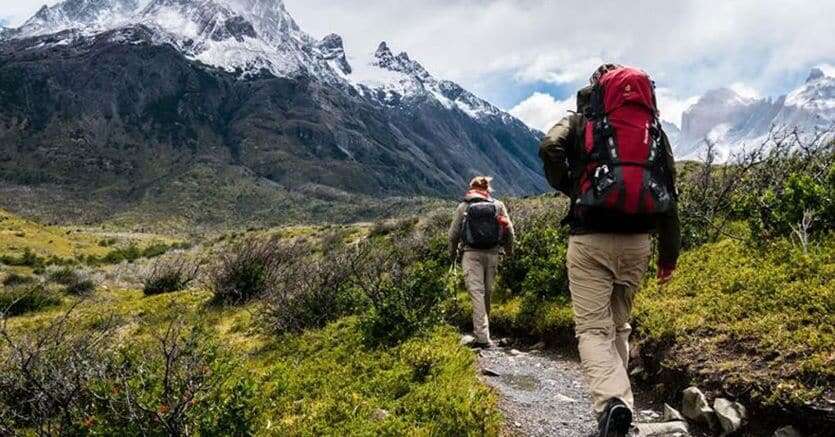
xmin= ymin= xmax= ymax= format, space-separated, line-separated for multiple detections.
xmin=633 ymin=421 xmax=689 ymax=436
xmin=460 ymin=334 xmax=476 ymax=346
xmin=681 ymin=386 xmax=717 ymax=429
xmin=713 ymin=398 xmax=747 ymax=433
xmin=662 ymin=404 xmax=686 ymax=422
xmin=372 ymin=408 xmax=389 ymax=421
xmin=773 ymin=425 xmax=802 ymax=437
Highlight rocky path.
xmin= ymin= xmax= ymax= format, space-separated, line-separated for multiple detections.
xmin=475 ymin=341 xmax=690 ymax=437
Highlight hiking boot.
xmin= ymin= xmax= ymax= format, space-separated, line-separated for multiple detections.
xmin=471 ymin=340 xmax=497 ymax=350
xmin=597 ymin=398 xmax=632 ymax=437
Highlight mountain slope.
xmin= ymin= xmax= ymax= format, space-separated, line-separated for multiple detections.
xmin=0 ymin=0 xmax=547 ymax=227
xmin=675 ymin=68 xmax=834 ymax=161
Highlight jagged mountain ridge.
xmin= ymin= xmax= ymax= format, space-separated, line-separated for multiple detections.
xmin=0 ymin=0 xmax=547 ymax=226
xmin=676 ymin=68 xmax=834 ymax=161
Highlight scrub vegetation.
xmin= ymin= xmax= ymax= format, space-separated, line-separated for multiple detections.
xmin=1 ymin=134 xmax=831 ymax=433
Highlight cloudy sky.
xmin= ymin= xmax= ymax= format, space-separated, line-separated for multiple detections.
xmin=4 ymin=0 xmax=835 ymax=131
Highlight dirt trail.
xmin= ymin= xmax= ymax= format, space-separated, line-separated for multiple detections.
xmin=477 ymin=343 xmax=672 ymax=437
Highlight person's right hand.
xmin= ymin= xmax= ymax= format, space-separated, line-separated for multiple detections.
xmin=657 ymin=264 xmax=675 ymax=285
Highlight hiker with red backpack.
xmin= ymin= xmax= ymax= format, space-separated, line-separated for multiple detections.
xmin=448 ymin=176 xmax=515 ymax=349
xmin=539 ymin=64 xmax=681 ymax=437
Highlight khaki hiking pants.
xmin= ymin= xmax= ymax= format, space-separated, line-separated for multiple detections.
xmin=462 ymin=250 xmax=499 ymax=343
xmin=567 ymin=233 xmax=651 ymax=414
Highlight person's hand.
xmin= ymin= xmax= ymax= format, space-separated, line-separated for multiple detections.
xmin=657 ymin=264 xmax=675 ymax=285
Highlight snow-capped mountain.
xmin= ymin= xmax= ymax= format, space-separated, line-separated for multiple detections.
xmin=4 ymin=0 xmax=515 ymax=124
xmin=0 ymin=0 xmax=547 ymax=224
xmin=676 ymin=68 xmax=834 ymax=161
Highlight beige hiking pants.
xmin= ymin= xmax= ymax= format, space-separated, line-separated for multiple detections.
xmin=567 ymin=233 xmax=651 ymax=414
xmin=462 ymin=250 xmax=499 ymax=343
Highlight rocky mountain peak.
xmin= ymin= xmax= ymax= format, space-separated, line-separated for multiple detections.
xmin=372 ymin=41 xmax=432 ymax=83
xmin=317 ymin=33 xmax=351 ymax=75
xmin=807 ymin=67 xmax=825 ymax=83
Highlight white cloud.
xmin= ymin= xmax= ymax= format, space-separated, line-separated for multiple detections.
xmin=817 ymin=63 xmax=835 ymax=77
xmin=5 ymin=0 xmax=835 ymax=112
xmin=509 ymin=92 xmax=576 ymax=132
xmin=655 ymin=88 xmax=700 ymax=127
xmin=729 ymin=82 xmax=760 ymax=99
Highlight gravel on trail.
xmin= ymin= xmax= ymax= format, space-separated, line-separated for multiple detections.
xmin=476 ymin=342 xmax=672 ymax=437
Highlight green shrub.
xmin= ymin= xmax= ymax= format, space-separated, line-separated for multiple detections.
xmin=0 ymin=248 xmax=45 ymax=269
xmin=143 ymin=256 xmax=200 ymax=296
xmin=89 ymin=323 xmax=259 ymax=435
xmin=48 ymin=267 xmax=95 ymax=295
xmin=2 ymin=272 xmax=36 ymax=287
xmin=498 ymin=204 xmax=568 ymax=299
xmin=208 ymin=238 xmax=301 ymax=305
xmin=359 ymin=259 xmax=449 ymax=346
xmin=0 ymin=284 xmax=61 ymax=316
xmin=140 ymin=243 xmax=170 ymax=259
xmin=65 ymin=278 xmax=96 ymax=296
xmin=48 ymin=266 xmax=80 ymax=285
xmin=259 ymin=250 xmax=362 ymax=334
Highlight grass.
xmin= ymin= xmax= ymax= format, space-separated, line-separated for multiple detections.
xmin=487 ymin=234 xmax=834 ymax=409
xmin=1 ymin=285 xmax=502 ymax=435
xmin=635 ymin=236 xmax=834 ymax=406
xmin=0 ymin=209 xmax=183 ymax=270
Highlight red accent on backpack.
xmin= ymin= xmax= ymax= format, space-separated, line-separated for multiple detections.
xmin=577 ymin=66 xmax=673 ymax=215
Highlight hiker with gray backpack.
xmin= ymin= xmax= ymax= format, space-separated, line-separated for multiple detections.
xmin=540 ymin=64 xmax=681 ymax=437
xmin=448 ymin=176 xmax=515 ymax=349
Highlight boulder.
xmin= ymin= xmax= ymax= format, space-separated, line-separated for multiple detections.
xmin=662 ymin=404 xmax=686 ymax=422
xmin=460 ymin=334 xmax=476 ymax=346
xmin=713 ymin=398 xmax=747 ymax=433
xmin=681 ymin=386 xmax=717 ymax=428
xmin=682 ymin=387 xmax=713 ymax=420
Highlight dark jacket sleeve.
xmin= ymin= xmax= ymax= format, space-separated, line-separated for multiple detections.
xmin=656 ymin=130 xmax=681 ymax=270
xmin=538 ymin=115 xmax=579 ymax=196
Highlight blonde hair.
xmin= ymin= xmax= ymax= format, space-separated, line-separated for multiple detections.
xmin=469 ymin=176 xmax=493 ymax=192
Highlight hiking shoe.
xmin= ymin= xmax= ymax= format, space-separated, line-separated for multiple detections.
xmin=471 ymin=340 xmax=497 ymax=350
xmin=597 ymin=398 xmax=632 ymax=437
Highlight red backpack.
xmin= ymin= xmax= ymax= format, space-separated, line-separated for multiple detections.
xmin=576 ymin=67 xmax=673 ymax=215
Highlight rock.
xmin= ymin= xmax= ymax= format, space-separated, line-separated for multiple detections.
xmin=633 ymin=421 xmax=689 ymax=436
xmin=372 ymin=408 xmax=389 ymax=421
xmin=773 ymin=425 xmax=802 ymax=437
xmin=682 ymin=386 xmax=714 ymax=421
xmin=555 ymin=393 xmax=576 ymax=403
xmin=481 ymin=368 xmax=501 ymax=377
xmin=641 ymin=409 xmax=661 ymax=420
xmin=662 ymin=404 xmax=686 ymax=422
xmin=630 ymin=366 xmax=645 ymax=377
xmin=681 ymin=386 xmax=717 ymax=429
xmin=460 ymin=334 xmax=476 ymax=346
xmin=713 ymin=398 xmax=747 ymax=433
xmin=509 ymin=349 xmax=526 ymax=357
xmin=531 ymin=341 xmax=546 ymax=350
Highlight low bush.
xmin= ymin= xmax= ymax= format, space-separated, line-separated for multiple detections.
xmin=143 ymin=256 xmax=200 ymax=296
xmin=498 ymin=198 xmax=569 ymax=299
xmin=207 ymin=238 xmax=305 ymax=305
xmin=47 ymin=266 xmax=80 ymax=285
xmin=2 ymin=273 xmax=35 ymax=287
xmin=358 ymin=254 xmax=450 ymax=346
xmin=259 ymin=246 xmax=362 ymax=334
xmin=0 ymin=314 xmax=258 ymax=435
xmin=0 ymin=283 xmax=62 ymax=317
xmin=0 ymin=248 xmax=45 ymax=269
xmin=48 ymin=267 xmax=95 ymax=295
